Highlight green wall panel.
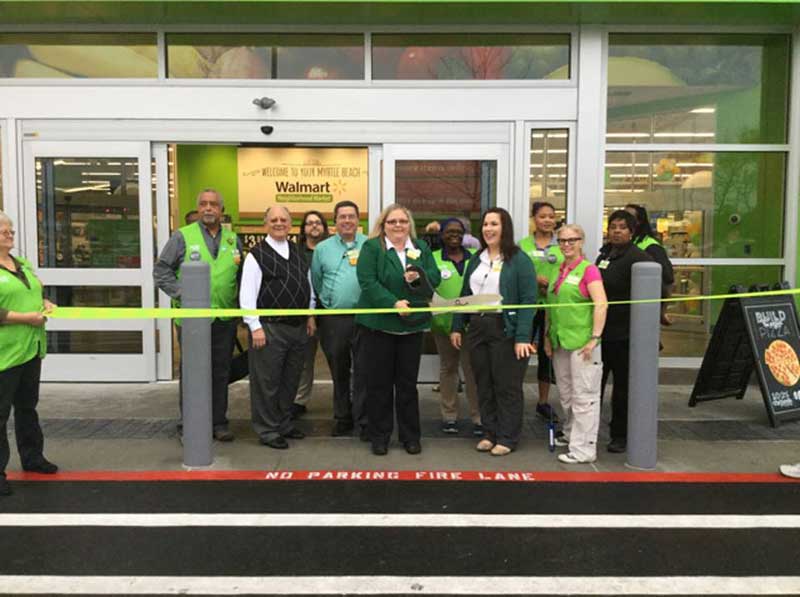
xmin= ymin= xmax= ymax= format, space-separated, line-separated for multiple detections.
xmin=2 ymin=1 xmax=800 ymax=26
xmin=176 ymin=144 xmax=239 ymax=225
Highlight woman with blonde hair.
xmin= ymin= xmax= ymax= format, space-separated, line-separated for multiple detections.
xmin=544 ymin=224 xmax=607 ymax=464
xmin=356 ymin=204 xmax=440 ymax=456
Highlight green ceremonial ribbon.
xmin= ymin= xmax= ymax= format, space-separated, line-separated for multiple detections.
xmin=46 ymin=287 xmax=800 ymax=320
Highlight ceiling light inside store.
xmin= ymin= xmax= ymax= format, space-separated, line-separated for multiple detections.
xmin=606 ymin=133 xmax=651 ymax=139
xmin=690 ymin=107 xmax=716 ymax=114
xmin=81 ymin=172 xmax=121 ymax=176
xmin=53 ymin=160 xmax=91 ymax=166
xmin=58 ymin=185 xmax=110 ymax=193
xmin=652 ymin=133 xmax=715 ymax=138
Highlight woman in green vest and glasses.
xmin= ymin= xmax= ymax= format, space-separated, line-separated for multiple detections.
xmin=544 ymin=224 xmax=607 ymax=464
xmin=431 ymin=218 xmax=481 ymax=437
xmin=519 ymin=202 xmax=563 ymax=421
xmin=0 ymin=211 xmax=58 ymax=497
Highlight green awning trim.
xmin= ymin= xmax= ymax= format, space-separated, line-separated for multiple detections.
xmin=1 ymin=1 xmax=800 ymax=26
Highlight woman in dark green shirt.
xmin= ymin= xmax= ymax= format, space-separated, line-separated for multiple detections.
xmin=356 ymin=204 xmax=441 ymax=456
xmin=451 ymin=208 xmax=537 ymax=456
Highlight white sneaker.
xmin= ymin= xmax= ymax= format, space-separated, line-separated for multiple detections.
xmin=558 ymin=452 xmax=596 ymax=465
xmin=779 ymin=463 xmax=800 ymax=479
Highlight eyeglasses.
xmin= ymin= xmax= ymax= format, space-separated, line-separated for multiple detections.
xmin=0 ymin=230 xmax=15 ymax=238
xmin=305 ymin=220 xmax=323 ymax=227
xmin=557 ymin=237 xmax=582 ymax=245
xmin=384 ymin=219 xmax=409 ymax=226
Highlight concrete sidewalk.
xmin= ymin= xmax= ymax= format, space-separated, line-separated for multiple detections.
xmin=10 ymin=378 xmax=799 ymax=475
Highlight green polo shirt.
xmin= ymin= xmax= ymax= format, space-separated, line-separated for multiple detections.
xmin=311 ymin=232 xmax=367 ymax=310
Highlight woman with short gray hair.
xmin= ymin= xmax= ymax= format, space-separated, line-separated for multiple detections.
xmin=0 ymin=211 xmax=59 ymax=497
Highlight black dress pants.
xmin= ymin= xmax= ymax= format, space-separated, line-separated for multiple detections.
xmin=178 ymin=319 xmax=237 ymax=431
xmin=601 ymin=338 xmax=630 ymax=441
xmin=0 ymin=357 xmax=45 ymax=477
xmin=318 ymin=315 xmax=367 ymax=428
xmin=467 ymin=315 xmax=529 ymax=449
xmin=363 ymin=328 xmax=422 ymax=446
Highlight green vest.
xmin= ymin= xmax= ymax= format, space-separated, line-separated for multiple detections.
xmin=176 ymin=223 xmax=239 ymax=322
xmin=431 ymin=249 xmax=468 ymax=336
xmin=547 ymin=259 xmax=595 ymax=351
xmin=519 ymin=235 xmax=564 ymax=303
xmin=636 ymin=236 xmax=661 ymax=251
xmin=0 ymin=257 xmax=47 ymax=371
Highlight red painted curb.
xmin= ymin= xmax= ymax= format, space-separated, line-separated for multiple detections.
xmin=6 ymin=470 xmax=798 ymax=483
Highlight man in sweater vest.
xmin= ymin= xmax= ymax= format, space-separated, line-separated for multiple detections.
xmin=240 ymin=205 xmax=316 ymax=450
xmin=154 ymin=188 xmax=241 ymax=442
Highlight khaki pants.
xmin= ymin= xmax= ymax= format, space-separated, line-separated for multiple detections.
xmin=552 ymin=345 xmax=602 ymax=461
xmin=294 ymin=334 xmax=318 ymax=407
xmin=433 ymin=333 xmax=480 ymax=424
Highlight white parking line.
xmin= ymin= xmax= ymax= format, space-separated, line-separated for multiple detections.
xmin=1 ymin=575 xmax=799 ymax=595
xmin=1 ymin=513 xmax=799 ymax=527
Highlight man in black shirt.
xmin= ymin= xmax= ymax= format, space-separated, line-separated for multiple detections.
xmin=596 ymin=210 xmax=653 ymax=453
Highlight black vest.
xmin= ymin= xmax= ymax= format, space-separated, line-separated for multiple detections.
xmin=251 ymin=239 xmax=311 ymax=325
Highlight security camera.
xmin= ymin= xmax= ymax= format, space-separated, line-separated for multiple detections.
xmin=252 ymin=97 xmax=276 ymax=109
xmin=260 ymin=125 xmax=274 ymax=135
xmin=729 ymin=213 xmax=741 ymax=225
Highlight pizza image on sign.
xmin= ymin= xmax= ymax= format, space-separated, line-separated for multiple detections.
xmin=764 ymin=339 xmax=800 ymax=387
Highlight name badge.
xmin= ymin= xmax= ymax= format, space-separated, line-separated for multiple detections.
xmin=440 ymin=268 xmax=452 ymax=280
xmin=491 ymin=261 xmax=503 ymax=273
xmin=347 ymin=249 xmax=359 ymax=266
xmin=531 ymin=249 xmax=544 ymax=259
xmin=565 ymin=274 xmax=581 ymax=286
xmin=598 ymin=259 xmax=610 ymax=270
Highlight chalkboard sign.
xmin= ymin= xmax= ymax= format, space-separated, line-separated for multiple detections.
xmin=690 ymin=289 xmax=800 ymax=427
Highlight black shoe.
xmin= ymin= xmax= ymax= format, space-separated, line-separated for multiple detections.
xmin=332 ymin=421 xmax=354 ymax=437
xmin=404 ymin=441 xmax=422 ymax=455
xmin=213 ymin=429 xmax=235 ymax=442
xmin=0 ymin=478 xmax=11 ymax=496
xmin=536 ymin=403 xmax=557 ymax=421
xmin=441 ymin=420 xmax=459 ymax=434
xmin=359 ymin=426 xmax=370 ymax=442
xmin=284 ymin=428 xmax=305 ymax=440
xmin=260 ymin=436 xmax=289 ymax=450
xmin=23 ymin=459 xmax=58 ymax=474
xmin=290 ymin=403 xmax=307 ymax=420
xmin=472 ymin=423 xmax=485 ymax=437
xmin=607 ymin=438 xmax=627 ymax=453
xmin=371 ymin=443 xmax=388 ymax=456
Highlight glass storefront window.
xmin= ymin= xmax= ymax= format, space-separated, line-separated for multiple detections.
xmin=529 ymin=129 xmax=568 ymax=234
xmin=43 ymin=288 xmax=142 ymax=355
xmin=47 ymin=331 xmax=143 ymax=354
xmin=0 ymin=33 xmax=158 ymax=78
xmin=0 ymin=127 xmax=3 ymax=211
xmin=607 ymin=34 xmax=790 ymax=145
xmin=44 ymin=286 xmax=141 ymax=308
xmin=662 ymin=265 xmax=783 ymax=357
xmin=36 ymin=157 xmax=141 ymax=268
xmin=394 ymin=160 xmax=496 ymax=240
xmin=372 ymin=34 xmax=570 ymax=80
xmin=166 ymin=34 xmax=364 ymax=79
xmin=604 ymin=151 xmax=785 ymax=259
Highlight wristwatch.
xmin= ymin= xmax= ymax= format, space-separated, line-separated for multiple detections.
xmin=590 ymin=335 xmax=602 ymax=342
